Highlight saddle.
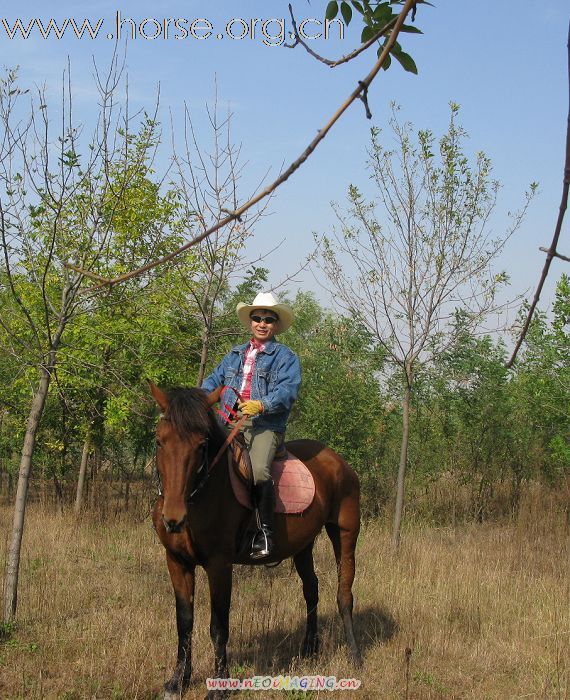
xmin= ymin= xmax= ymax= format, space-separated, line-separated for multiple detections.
xmin=228 ymin=435 xmax=315 ymax=515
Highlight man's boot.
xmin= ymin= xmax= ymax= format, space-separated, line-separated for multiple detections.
xmin=251 ymin=480 xmax=275 ymax=560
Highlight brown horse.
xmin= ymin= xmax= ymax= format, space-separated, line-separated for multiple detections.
xmin=149 ymin=383 xmax=361 ymax=700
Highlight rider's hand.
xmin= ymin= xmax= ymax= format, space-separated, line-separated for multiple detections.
xmin=238 ymin=400 xmax=264 ymax=416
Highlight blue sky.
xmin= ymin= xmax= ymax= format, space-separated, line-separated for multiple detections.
xmin=1 ymin=1 xmax=568 ymax=318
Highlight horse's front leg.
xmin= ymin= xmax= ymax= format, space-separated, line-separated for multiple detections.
xmin=164 ymin=552 xmax=195 ymax=699
xmin=205 ymin=558 xmax=233 ymax=698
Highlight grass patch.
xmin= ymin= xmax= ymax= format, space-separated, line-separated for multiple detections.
xmin=0 ymin=486 xmax=568 ymax=699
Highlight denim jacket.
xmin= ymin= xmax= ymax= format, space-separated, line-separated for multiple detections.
xmin=201 ymin=338 xmax=301 ymax=432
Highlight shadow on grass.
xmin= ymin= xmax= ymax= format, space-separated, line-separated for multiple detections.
xmin=229 ymin=604 xmax=399 ymax=671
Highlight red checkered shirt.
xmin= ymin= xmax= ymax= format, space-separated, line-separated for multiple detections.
xmin=239 ymin=338 xmax=265 ymax=401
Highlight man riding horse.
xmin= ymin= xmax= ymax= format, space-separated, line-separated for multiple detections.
xmin=201 ymin=291 xmax=301 ymax=560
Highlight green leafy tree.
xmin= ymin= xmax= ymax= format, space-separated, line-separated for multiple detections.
xmin=319 ymin=104 xmax=535 ymax=548
xmin=284 ymin=292 xmax=388 ymax=510
xmin=0 ymin=65 xmax=183 ymax=622
xmin=431 ymin=318 xmax=512 ymax=519
xmin=510 ymin=275 xmax=570 ymax=487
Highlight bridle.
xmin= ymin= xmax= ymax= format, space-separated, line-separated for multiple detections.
xmin=154 ymin=410 xmax=247 ymax=504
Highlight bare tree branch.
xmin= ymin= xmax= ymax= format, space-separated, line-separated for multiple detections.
xmin=506 ymin=21 xmax=570 ymax=368
xmin=539 ymin=246 xmax=570 ymax=263
xmin=285 ymin=3 xmax=398 ymax=68
xmin=73 ymin=0 xmax=420 ymax=290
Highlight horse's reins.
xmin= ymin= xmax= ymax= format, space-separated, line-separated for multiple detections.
xmin=186 ymin=413 xmax=248 ymax=503
xmin=209 ymin=385 xmax=248 ymax=471
xmin=188 ymin=386 xmax=250 ymax=501
xmin=156 ymin=386 xmax=248 ymax=501
xmin=156 ymin=387 xmax=282 ymax=566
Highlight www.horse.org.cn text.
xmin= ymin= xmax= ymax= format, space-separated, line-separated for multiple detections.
xmin=1 ymin=13 xmax=346 ymax=45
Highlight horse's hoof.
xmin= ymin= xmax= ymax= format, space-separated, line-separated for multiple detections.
xmin=205 ymin=691 xmax=229 ymax=700
xmin=301 ymin=632 xmax=320 ymax=658
xmin=164 ymin=675 xmax=190 ymax=699
xmin=350 ymin=649 xmax=363 ymax=667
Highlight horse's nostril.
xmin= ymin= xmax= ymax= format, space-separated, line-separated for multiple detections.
xmin=162 ymin=514 xmax=185 ymax=534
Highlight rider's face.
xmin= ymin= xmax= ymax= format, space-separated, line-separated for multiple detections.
xmin=250 ymin=309 xmax=278 ymax=342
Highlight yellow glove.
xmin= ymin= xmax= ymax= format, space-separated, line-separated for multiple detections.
xmin=238 ymin=400 xmax=264 ymax=416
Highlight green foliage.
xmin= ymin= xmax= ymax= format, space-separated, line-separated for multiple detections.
xmin=0 ymin=68 xmax=202 ymax=495
xmin=384 ymin=280 xmax=569 ymax=521
xmin=2 ymin=271 xmax=568 ymax=521
xmin=285 ymin=293 xmax=390 ymax=509
xmin=0 ymin=620 xmax=16 ymax=642
xmin=507 ymin=275 xmax=570 ymax=485
xmin=326 ymin=1 xmax=339 ymax=20
xmin=323 ymin=0 xmax=425 ymax=73
xmin=413 ymin=670 xmax=450 ymax=695
xmin=388 ymin=41 xmax=418 ymax=74
xmin=0 ymin=69 xmax=566 ymax=527
xmin=341 ymin=2 xmax=353 ymax=26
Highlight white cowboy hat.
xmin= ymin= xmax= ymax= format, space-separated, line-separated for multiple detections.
xmin=236 ymin=292 xmax=294 ymax=334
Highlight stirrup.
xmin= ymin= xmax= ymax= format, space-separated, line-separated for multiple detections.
xmin=250 ymin=528 xmax=272 ymax=559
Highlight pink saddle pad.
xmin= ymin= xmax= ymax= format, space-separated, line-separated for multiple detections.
xmin=228 ymin=451 xmax=315 ymax=514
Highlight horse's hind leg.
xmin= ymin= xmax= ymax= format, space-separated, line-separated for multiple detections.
xmin=293 ymin=541 xmax=319 ymax=657
xmin=325 ymin=515 xmax=362 ymax=665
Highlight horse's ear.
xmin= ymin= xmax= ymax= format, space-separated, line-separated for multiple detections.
xmin=205 ymin=385 xmax=223 ymax=407
xmin=147 ymin=380 xmax=168 ymax=412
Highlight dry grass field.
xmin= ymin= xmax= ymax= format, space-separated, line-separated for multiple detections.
xmin=0 ymin=487 xmax=568 ymax=700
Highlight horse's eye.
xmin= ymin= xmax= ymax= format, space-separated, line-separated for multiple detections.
xmin=156 ymin=440 xmax=162 ymax=448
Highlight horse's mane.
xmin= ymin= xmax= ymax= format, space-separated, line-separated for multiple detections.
xmin=166 ymin=388 xmax=226 ymax=449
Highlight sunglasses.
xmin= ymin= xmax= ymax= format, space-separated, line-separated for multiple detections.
xmin=250 ymin=315 xmax=278 ymax=324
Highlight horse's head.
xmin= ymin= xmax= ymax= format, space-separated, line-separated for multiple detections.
xmin=149 ymin=382 xmax=222 ymax=534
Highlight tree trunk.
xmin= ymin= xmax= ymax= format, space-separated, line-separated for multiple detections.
xmin=509 ymin=461 xmax=523 ymax=517
xmin=392 ymin=376 xmax=412 ymax=551
xmin=88 ymin=355 xmax=109 ymax=511
xmin=74 ymin=433 xmax=91 ymax=515
xmin=3 ymin=363 xmax=52 ymax=622
xmin=0 ymin=460 xmax=7 ymax=497
xmin=475 ymin=474 xmax=492 ymax=523
xmin=89 ymin=445 xmax=102 ymax=511
xmin=124 ymin=477 xmax=130 ymax=511
xmin=39 ymin=461 xmax=47 ymax=508
xmin=7 ymin=465 xmax=14 ymax=498
xmin=196 ymin=325 xmax=211 ymax=387
xmin=52 ymin=473 xmax=64 ymax=516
